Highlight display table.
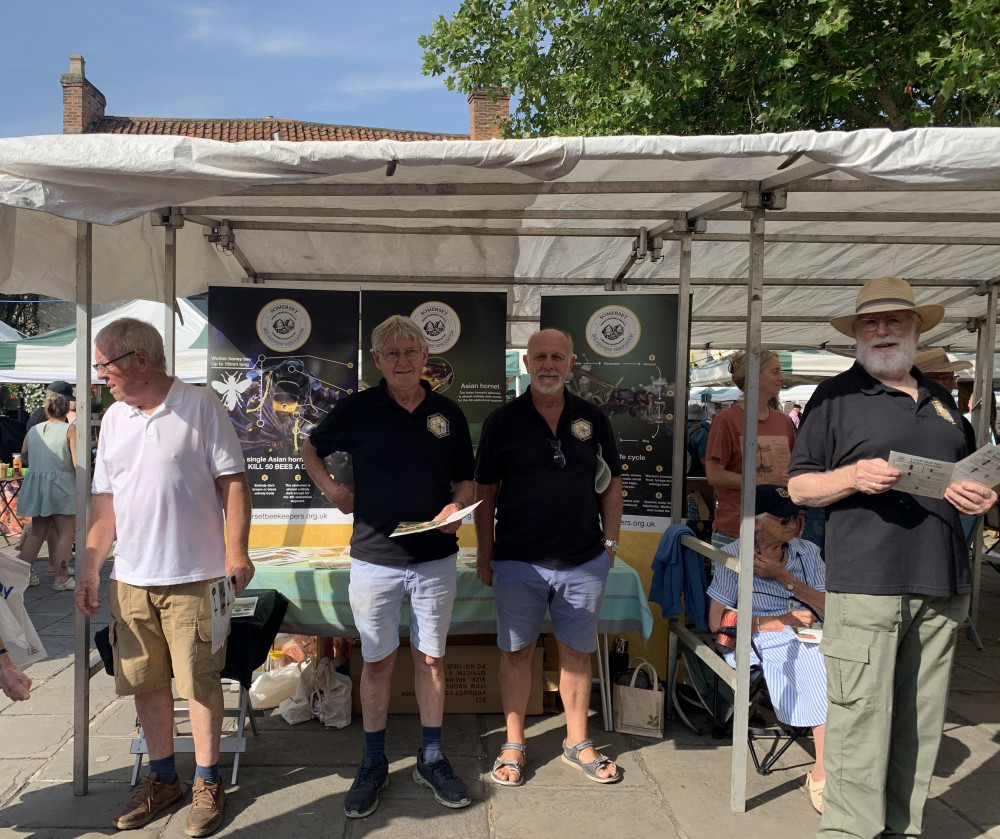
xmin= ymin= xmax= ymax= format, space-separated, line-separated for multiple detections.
xmin=251 ymin=553 xmax=654 ymax=729
xmin=0 ymin=477 xmax=24 ymax=543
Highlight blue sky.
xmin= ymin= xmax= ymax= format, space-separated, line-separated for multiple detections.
xmin=0 ymin=1 xmax=471 ymax=138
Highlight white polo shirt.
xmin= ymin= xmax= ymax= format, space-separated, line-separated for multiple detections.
xmin=92 ymin=378 xmax=245 ymax=586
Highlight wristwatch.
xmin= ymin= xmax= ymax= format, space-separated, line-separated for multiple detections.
xmin=785 ymin=579 xmax=797 ymax=592
xmin=604 ymin=539 xmax=619 ymax=552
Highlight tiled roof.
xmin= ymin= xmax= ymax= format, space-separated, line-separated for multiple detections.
xmin=88 ymin=115 xmax=468 ymax=142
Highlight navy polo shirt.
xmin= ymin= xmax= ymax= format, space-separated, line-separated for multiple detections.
xmin=475 ymin=388 xmax=621 ymax=570
xmin=789 ymin=363 xmax=975 ymax=596
xmin=309 ymin=379 xmax=474 ymax=566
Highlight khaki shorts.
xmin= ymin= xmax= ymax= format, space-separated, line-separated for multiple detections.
xmin=109 ymin=578 xmax=228 ymax=700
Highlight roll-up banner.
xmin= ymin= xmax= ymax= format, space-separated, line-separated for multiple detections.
xmin=362 ymin=290 xmax=507 ymax=447
xmin=207 ymin=287 xmax=359 ymax=526
xmin=540 ymin=295 xmax=679 ymax=533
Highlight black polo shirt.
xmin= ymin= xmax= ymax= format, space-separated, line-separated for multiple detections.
xmin=475 ymin=388 xmax=621 ymax=570
xmin=789 ymin=362 xmax=975 ymax=596
xmin=309 ymin=379 xmax=474 ymax=566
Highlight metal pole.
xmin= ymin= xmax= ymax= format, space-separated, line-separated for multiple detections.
xmin=672 ymin=234 xmax=693 ymax=522
xmin=164 ymin=226 xmax=177 ymax=376
xmin=73 ymin=221 xmax=93 ymax=796
xmin=730 ymin=207 xmax=764 ymax=813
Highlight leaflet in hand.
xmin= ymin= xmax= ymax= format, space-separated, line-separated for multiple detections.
xmin=888 ymin=443 xmax=1000 ymax=499
xmin=389 ymin=500 xmax=482 ymax=538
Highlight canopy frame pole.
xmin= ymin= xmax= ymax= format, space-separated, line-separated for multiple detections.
xmin=671 ymin=234 xmax=693 ymax=521
xmin=73 ymin=221 xmax=93 ymax=796
xmin=730 ymin=203 xmax=765 ymax=813
xmin=164 ymin=224 xmax=178 ymax=376
xmin=970 ymin=280 xmax=998 ymax=629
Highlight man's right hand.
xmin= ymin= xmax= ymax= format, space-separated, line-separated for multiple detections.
xmin=74 ymin=575 xmax=102 ymax=617
xmin=0 ymin=661 xmax=31 ymax=701
xmin=786 ymin=609 xmax=816 ymax=628
xmin=325 ymin=483 xmax=355 ymax=515
xmin=476 ymin=556 xmax=493 ymax=587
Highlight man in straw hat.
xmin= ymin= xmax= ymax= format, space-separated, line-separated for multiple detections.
xmin=914 ymin=346 xmax=973 ymax=393
xmin=788 ymin=277 xmax=996 ymax=838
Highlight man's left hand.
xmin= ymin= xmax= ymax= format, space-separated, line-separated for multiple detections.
xmin=433 ymin=502 xmax=464 ymax=535
xmin=227 ymin=553 xmax=255 ymax=596
xmin=945 ymin=480 xmax=998 ymax=517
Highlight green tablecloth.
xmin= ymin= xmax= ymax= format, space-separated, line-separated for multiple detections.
xmin=251 ymin=555 xmax=653 ymax=640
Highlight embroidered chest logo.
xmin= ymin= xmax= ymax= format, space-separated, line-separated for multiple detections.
xmin=930 ymin=398 xmax=957 ymax=427
xmin=427 ymin=413 xmax=450 ymax=438
xmin=571 ymin=419 xmax=593 ymax=441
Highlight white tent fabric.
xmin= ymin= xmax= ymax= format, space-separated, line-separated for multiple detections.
xmin=1 ymin=129 xmax=999 ymax=351
xmin=0 ymin=320 xmax=23 ymax=341
xmin=0 ymin=298 xmax=207 ymax=383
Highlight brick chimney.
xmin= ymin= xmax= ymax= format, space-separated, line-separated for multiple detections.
xmin=61 ymin=55 xmax=106 ymax=134
xmin=467 ymin=88 xmax=510 ymax=141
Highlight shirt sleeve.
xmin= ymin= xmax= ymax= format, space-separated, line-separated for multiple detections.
xmin=448 ymin=404 xmax=475 ymax=483
xmin=706 ymin=407 xmax=738 ymax=465
xmin=309 ymin=399 xmax=348 ymax=459
xmin=705 ymin=543 xmax=740 ymax=608
xmin=596 ymin=409 xmax=622 ymax=476
xmin=204 ymin=391 xmax=245 ymax=477
xmin=474 ymin=408 xmax=501 ymax=484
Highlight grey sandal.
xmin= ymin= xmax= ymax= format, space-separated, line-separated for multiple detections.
xmin=491 ymin=742 xmax=526 ymax=786
xmin=561 ymin=739 xmax=621 ymax=784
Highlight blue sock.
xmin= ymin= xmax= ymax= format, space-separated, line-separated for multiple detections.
xmin=362 ymin=729 xmax=386 ymax=767
xmin=149 ymin=755 xmax=177 ymax=785
xmin=194 ymin=763 xmax=221 ymax=785
xmin=421 ymin=725 xmax=443 ymax=763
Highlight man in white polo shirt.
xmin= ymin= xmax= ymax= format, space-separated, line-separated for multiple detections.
xmin=76 ymin=318 xmax=253 ymax=838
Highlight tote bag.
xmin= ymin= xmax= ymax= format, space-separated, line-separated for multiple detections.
xmin=0 ymin=552 xmax=47 ymax=668
xmin=612 ymin=657 xmax=664 ymax=739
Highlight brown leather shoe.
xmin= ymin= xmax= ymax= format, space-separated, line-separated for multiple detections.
xmin=185 ymin=778 xmax=226 ymax=837
xmin=113 ymin=772 xmax=183 ymax=829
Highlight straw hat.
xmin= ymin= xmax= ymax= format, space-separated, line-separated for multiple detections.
xmin=830 ymin=277 xmax=944 ymax=337
xmin=913 ymin=347 xmax=972 ymax=375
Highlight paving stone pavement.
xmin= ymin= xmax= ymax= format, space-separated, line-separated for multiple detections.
xmin=2 ymin=552 xmax=999 ymax=838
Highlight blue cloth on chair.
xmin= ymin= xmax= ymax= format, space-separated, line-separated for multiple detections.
xmin=649 ymin=524 xmax=710 ymax=631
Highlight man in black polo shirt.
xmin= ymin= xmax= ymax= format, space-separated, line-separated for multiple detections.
xmin=788 ymin=277 xmax=996 ymax=838
xmin=474 ymin=328 xmax=623 ymax=788
xmin=302 ymin=315 xmax=474 ymax=818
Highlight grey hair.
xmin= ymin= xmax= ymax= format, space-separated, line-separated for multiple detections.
xmin=528 ymin=328 xmax=575 ymax=357
xmin=94 ymin=318 xmax=166 ymax=373
xmin=44 ymin=393 xmax=70 ymax=419
xmin=370 ymin=315 xmax=427 ymax=354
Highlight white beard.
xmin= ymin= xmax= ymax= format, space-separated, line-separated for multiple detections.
xmin=856 ymin=331 xmax=918 ymax=380
xmin=531 ymin=373 xmax=565 ymax=394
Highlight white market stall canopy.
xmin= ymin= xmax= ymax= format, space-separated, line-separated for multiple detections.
xmin=0 ymin=297 xmax=207 ymax=384
xmin=1 ymin=129 xmax=999 ymax=353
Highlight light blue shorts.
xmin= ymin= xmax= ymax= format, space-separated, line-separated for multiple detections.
xmin=491 ymin=550 xmax=611 ymax=654
xmin=349 ymin=555 xmax=457 ymax=662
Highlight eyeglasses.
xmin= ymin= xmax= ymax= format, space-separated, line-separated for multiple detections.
xmin=854 ymin=314 xmax=911 ymax=333
xmin=549 ymin=438 xmax=566 ymax=469
xmin=773 ymin=511 xmax=806 ymax=525
xmin=378 ymin=347 xmax=423 ymax=362
xmin=93 ymin=350 xmax=135 ymax=374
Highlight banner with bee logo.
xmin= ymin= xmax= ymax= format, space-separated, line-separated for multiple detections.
xmin=540 ymin=294 xmax=680 ymax=532
xmin=362 ymin=290 xmax=506 ymax=447
xmin=208 ymin=287 xmax=359 ymax=528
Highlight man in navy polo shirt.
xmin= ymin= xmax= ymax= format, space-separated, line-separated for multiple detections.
xmin=474 ymin=328 xmax=623 ymax=788
xmin=302 ymin=315 xmax=474 ymax=818
xmin=788 ymin=277 xmax=996 ymax=838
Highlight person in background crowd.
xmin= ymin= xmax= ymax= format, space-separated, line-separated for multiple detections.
xmin=788 ymin=277 xmax=996 ymax=839
xmin=788 ymin=403 xmax=802 ymax=429
xmin=706 ymin=351 xmax=796 ymax=548
xmin=17 ymin=392 xmax=76 ymax=591
xmin=957 ymin=379 xmax=998 ymax=446
xmin=0 ymin=634 xmax=31 ymax=701
xmin=686 ymin=404 xmax=710 ymax=478
xmin=475 ymin=328 xmax=623 ymax=787
xmin=302 ymin=315 xmax=475 ymax=818
xmin=76 ymin=318 xmax=253 ymax=837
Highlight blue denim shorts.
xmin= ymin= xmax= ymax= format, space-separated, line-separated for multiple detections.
xmin=491 ymin=550 xmax=611 ymax=654
xmin=348 ymin=555 xmax=457 ymax=662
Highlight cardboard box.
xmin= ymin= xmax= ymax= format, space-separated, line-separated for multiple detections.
xmin=350 ymin=642 xmax=544 ymax=715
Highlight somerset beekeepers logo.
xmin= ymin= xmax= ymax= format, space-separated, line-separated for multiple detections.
xmin=585 ymin=305 xmax=641 ymax=358
xmin=256 ymin=299 xmax=311 ymax=352
xmin=427 ymin=413 xmax=451 ymax=438
xmin=411 ymin=301 xmax=461 ymax=353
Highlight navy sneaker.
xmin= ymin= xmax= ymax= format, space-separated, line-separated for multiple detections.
xmin=344 ymin=757 xmax=389 ymax=819
xmin=413 ymin=749 xmax=471 ymax=809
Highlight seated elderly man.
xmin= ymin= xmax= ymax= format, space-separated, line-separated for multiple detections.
xmin=707 ymin=485 xmax=827 ymax=814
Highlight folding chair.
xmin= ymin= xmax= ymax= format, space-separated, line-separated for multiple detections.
xmin=95 ymin=588 xmax=288 ymax=786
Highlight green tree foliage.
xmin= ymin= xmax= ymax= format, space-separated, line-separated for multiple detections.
xmin=419 ymin=0 xmax=1000 ymax=136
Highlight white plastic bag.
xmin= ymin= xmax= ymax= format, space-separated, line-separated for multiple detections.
xmin=279 ymin=658 xmax=317 ymax=725
xmin=0 ymin=552 xmax=46 ymax=668
xmin=250 ymin=658 xmax=312 ymax=710
xmin=311 ymin=657 xmax=353 ymax=729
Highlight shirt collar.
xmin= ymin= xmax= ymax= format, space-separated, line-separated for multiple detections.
xmin=124 ymin=376 xmax=181 ymax=417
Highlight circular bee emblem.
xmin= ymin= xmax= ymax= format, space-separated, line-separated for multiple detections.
xmin=256 ymin=298 xmax=311 ymax=352
xmin=585 ymin=305 xmax=641 ymax=358
xmin=411 ymin=301 xmax=461 ymax=353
